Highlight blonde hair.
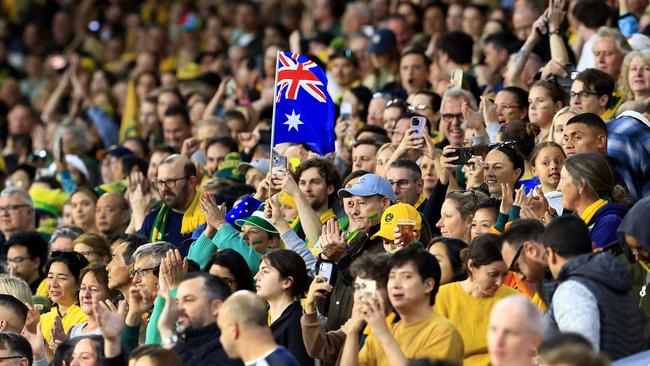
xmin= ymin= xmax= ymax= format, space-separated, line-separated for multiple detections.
xmin=0 ymin=274 xmax=33 ymax=305
xmin=618 ymin=50 xmax=650 ymax=101
xmin=549 ymin=106 xmax=581 ymax=142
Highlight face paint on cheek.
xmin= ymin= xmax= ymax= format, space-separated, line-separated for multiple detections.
xmin=367 ymin=213 xmax=379 ymax=221
xmin=507 ymin=110 xmax=517 ymax=118
xmin=250 ymin=240 xmax=265 ymax=247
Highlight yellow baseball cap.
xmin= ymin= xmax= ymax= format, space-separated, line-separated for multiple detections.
xmin=371 ymin=203 xmax=422 ymax=240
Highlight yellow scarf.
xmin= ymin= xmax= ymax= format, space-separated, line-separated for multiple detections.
xmin=580 ymin=199 xmax=608 ymax=225
xmin=414 ymin=194 xmax=426 ymax=209
xmin=180 ymin=190 xmax=206 ymax=234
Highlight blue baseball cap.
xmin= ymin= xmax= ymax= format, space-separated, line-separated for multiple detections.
xmin=338 ymin=174 xmax=395 ymax=202
xmin=367 ymin=29 xmax=397 ymax=55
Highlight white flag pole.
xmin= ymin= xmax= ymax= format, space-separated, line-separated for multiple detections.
xmin=267 ymin=50 xmax=281 ymax=199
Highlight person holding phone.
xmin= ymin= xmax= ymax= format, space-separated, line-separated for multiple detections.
xmin=340 ymin=247 xmax=464 ymax=366
xmin=301 ymin=254 xmax=391 ymax=364
xmin=254 ymin=250 xmax=314 ymax=366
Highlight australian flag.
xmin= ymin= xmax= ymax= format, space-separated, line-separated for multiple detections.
xmin=272 ymin=51 xmax=336 ymax=155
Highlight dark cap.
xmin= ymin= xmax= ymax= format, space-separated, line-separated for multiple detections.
xmin=367 ymin=29 xmax=397 ymax=55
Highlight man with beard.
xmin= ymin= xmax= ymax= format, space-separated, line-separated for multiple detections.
xmin=139 ymin=155 xmax=204 ymax=255
xmin=499 ymin=220 xmax=550 ymax=308
xmin=279 ymin=158 xmax=340 ymax=247
xmin=158 ymin=272 xmax=240 ymax=366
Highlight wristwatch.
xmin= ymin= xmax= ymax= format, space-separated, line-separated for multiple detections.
xmin=161 ymin=334 xmax=178 ymax=346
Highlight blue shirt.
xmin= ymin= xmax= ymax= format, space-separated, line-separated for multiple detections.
xmin=139 ymin=208 xmax=194 ymax=256
xmin=244 ymin=346 xmax=300 ymax=366
xmin=606 ymin=112 xmax=650 ymax=202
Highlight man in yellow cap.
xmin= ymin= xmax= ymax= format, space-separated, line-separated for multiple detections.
xmin=371 ymin=203 xmax=422 ymax=253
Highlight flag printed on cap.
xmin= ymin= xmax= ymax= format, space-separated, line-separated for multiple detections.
xmin=273 ymin=52 xmax=336 ymax=155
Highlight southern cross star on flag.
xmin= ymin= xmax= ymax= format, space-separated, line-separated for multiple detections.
xmin=272 ymin=51 xmax=336 ymax=155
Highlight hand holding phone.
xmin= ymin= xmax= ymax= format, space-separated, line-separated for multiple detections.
xmin=317 ymin=261 xmax=335 ymax=285
xmin=450 ymin=69 xmax=463 ymax=88
xmin=341 ymin=102 xmax=352 ymax=121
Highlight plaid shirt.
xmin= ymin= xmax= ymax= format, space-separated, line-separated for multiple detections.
xmin=607 ymin=111 xmax=650 ymax=202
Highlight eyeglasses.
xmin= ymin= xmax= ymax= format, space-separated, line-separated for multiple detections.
xmin=488 ymin=141 xmax=517 ymax=150
xmin=0 ymin=356 xmax=24 ymax=361
xmin=131 ymin=266 xmax=159 ymax=278
xmin=408 ymin=104 xmax=432 ymax=112
xmin=0 ymin=204 xmax=30 ymax=214
xmin=570 ymin=91 xmax=598 ymax=101
xmin=441 ymin=113 xmax=464 ymax=123
xmin=509 ymin=245 xmax=524 ymax=272
xmin=4 ymin=256 xmax=31 ymax=266
xmin=151 ymin=176 xmax=189 ymax=190
xmin=386 ymin=98 xmax=404 ymax=108
xmin=388 ymin=179 xmax=412 ymax=189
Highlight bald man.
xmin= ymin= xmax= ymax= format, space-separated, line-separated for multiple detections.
xmin=137 ymin=154 xmax=202 ymax=255
xmin=487 ymin=295 xmax=543 ymax=366
xmin=217 ymin=291 xmax=299 ymax=366
xmin=0 ymin=295 xmax=28 ymax=333
xmin=95 ymin=193 xmax=130 ymax=240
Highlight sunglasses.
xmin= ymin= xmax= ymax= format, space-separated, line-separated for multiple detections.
xmin=509 ymin=245 xmax=524 ymax=272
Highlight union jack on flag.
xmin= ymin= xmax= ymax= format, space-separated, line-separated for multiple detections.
xmin=276 ymin=52 xmax=327 ymax=103
xmin=272 ymin=51 xmax=335 ymax=155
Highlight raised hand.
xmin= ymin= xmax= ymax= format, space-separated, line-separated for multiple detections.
xmin=254 ymin=176 xmax=271 ymax=200
xmin=361 ymin=292 xmax=389 ymax=337
xmin=341 ymin=301 xmax=367 ymax=336
xmin=265 ymin=194 xmax=290 ymax=232
xmin=94 ymin=299 xmax=127 ymax=342
xmin=160 ymin=249 xmax=188 ymax=293
xmin=396 ymin=127 xmax=426 ymax=155
xmin=125 ymin=285 xmax=153 ymax=326
xmin=500 ymin=182 xmax=515 ymax=215
xmin=481 ymin=96 xmax=499 ymax=125
xmin=48 ymin=315 xmax=70 ymax=352
xmin=199 ymin=193 xmax=227 ymax=230
xmin=319 ymin=219 xmax=347 ymax=263
xmin=464 ymin=156 xmax=485 ymax=189
xmin=180 ymin=137 xmax=200 ymax=158
xmin=462 ymin=100 xmax=484 ymax=131
xmin=439 ymin=146 xmax=459 ymax=185
xmin=270 ymin=171 xmax=299 ymax=196
xmin=304 ymin=276 xmax=333 ymax=314
xmin=21 ymin=305 xmax=45 ymax=360
xmin=548 ymin=0 xmax=567 ymax=32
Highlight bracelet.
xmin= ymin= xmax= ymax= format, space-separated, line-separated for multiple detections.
xmin=549 ymin=29 xmax=562 ymax=35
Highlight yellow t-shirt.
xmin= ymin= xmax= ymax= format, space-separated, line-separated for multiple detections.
xmin=433 ymin=282 xmax=519 ymax=366
xmin=35 ymin=279 xmax=48 ymax=297
xmin=358 ymin=312 xmax=465 ymax=366
xmin=40 ymin=304 xmax=88 ymax=343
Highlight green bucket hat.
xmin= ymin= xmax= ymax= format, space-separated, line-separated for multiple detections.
xmin=235 ymin=211 xmax=278 ymax=234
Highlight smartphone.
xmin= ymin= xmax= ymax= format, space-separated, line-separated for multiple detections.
xmin=258 ymin=129 xmax=271 ymax=144
xmin=226 ymin=79 xmax=237 ymax=95
xmin=362 ymin=279 xmax=377 ymax=295
xmin=317 ymin=261 xmax=335 ymax=285
xmin=271 ymin=155 xmax=288 ymax=176
xmin=444 ymin=147 xmax=473 ymax=165
xmin=340 ymin=102 xmax=352 ymax=121
xmin=450 ymin=68 xmax=463 ymax=88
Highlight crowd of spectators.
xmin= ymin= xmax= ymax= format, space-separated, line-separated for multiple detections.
xmin=0 ymin=0 xmax=649 ymax=365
